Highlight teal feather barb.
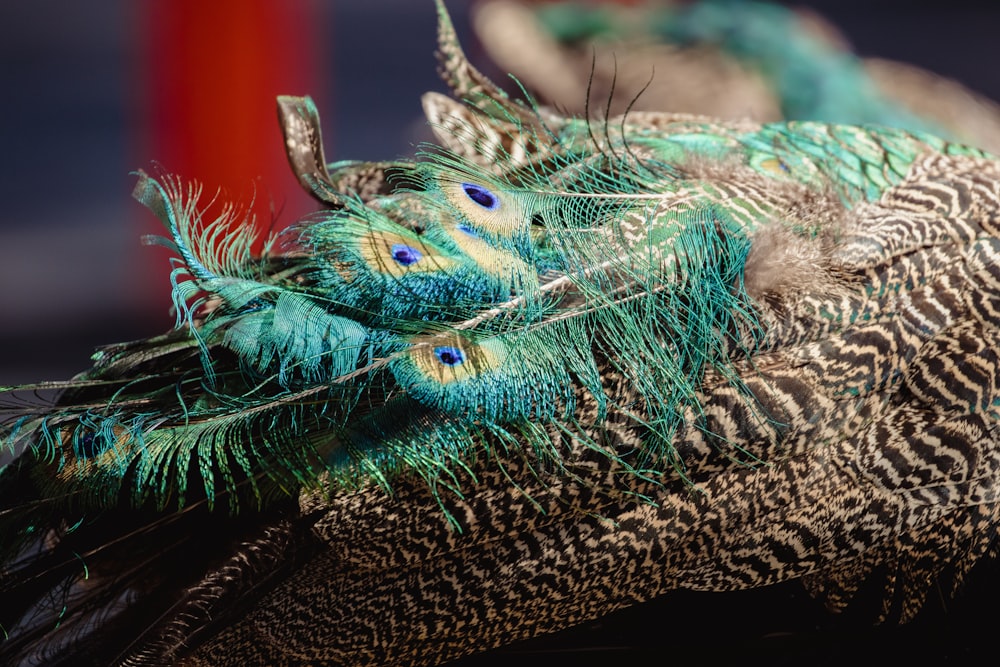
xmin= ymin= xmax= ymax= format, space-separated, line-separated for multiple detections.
xmin=2 ymin=1 xmax=1000 ymax=664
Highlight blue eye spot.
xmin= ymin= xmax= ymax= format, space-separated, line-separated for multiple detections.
xmin=76 ymin=432 xmax=102 ymax=459
xmin=434 ymin=345 xmax=465 ymax=366
xmin=456 ymin=223 xmax=479 ymax=237
xmin=391 ymin=243 xmax=422 ymax=266
xmin=462 ymin=183 xmax=499 ymax=210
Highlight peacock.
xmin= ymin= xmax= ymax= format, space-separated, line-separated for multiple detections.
xmin=2 ymin=1 xmax=1000 ymax=665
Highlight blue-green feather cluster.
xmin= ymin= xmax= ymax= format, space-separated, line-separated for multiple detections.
xmin=3 ymin=2 xmax=991 ymax=529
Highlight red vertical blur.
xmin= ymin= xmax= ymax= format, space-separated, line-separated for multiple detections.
xmin=133 ymin=0 xmax=327 ymax=314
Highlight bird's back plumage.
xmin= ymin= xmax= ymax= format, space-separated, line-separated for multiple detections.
xmin=2 ymin=2 xmax=1000 ymax=665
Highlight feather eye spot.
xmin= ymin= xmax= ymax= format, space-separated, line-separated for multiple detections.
xmin=434 ymin=345 xmax=465 ymax=367
xmin=462 ymin=183 xmax=499 ymax=210
xmin=76 ymin=432 xmax=102 ymax=459
xmin=759 ymin=157 xmax=790 ymax=175
xmin=391 ymin=243 xmax=423 ymax=266
xmin=456 ymin=223 xmax=479 ymax=237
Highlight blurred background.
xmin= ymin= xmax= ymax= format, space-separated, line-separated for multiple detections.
xmin=2 ymin=2 xmax=1000 ymax=662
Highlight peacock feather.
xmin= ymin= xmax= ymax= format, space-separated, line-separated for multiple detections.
xmin=473 ymin=0 xmax=1000 ymax=153
xmin=2 ymin=1 xmax=1000 ymax=665
xmin=538 ymin=0 xmax=939 ymax=128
